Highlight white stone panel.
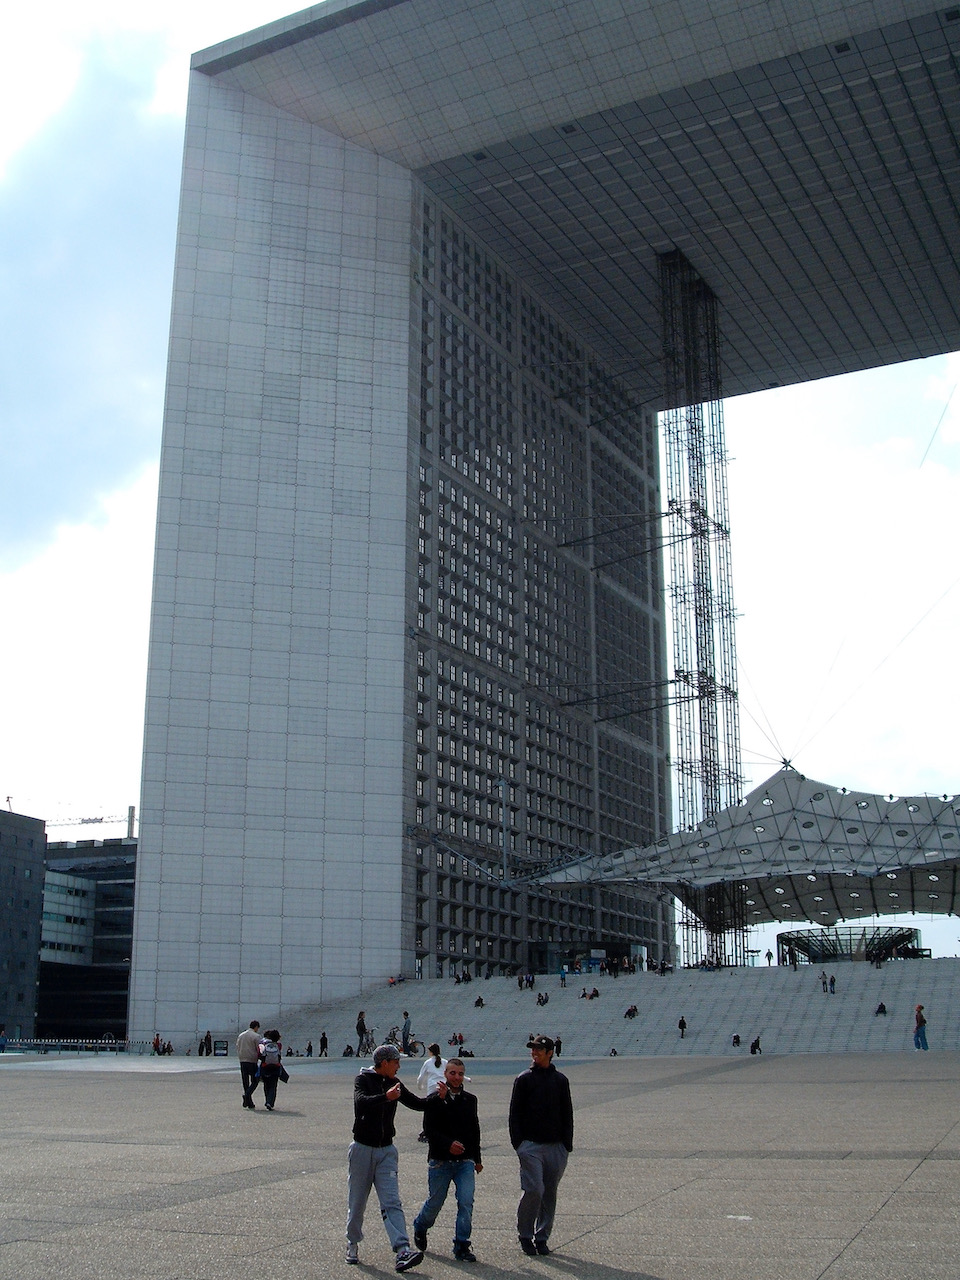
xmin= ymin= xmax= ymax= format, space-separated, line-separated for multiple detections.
xmin=130 ymin=72 xmax=414 ymax=1042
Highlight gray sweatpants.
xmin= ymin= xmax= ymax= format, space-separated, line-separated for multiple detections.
xmin=346 ymin=1141 xmax=410 ymax=1251
xmin=516 ymin=1139 xmax=568 ymax=1242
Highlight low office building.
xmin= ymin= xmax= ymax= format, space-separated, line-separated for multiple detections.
xmin=37 ymin=840 xmax=136 ymax=1040
xmin=0 ymin=810 xmax=46 ymax=1039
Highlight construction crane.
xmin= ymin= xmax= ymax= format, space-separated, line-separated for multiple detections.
xmin=47 ymin=806 xmax=137 ymax=837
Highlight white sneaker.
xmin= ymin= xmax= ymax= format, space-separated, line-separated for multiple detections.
xmin=345 ymin=1242 xmax=359 ymax=1265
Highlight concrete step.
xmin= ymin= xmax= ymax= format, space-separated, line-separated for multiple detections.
xmin=275 ymin=957 xmax=960 ymax=1061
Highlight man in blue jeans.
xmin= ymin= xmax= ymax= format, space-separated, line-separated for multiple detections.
xmin=413 ymin=1058 xmax=482 ymax=1262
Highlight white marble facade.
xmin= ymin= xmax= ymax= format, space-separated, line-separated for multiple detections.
xmin=129 ymin=73 xmax=416 ymax=1041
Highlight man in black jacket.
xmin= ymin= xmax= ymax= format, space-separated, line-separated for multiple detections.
xmin=346 ymin=1044 xmax=445 ymax=1271
xmin=412 ymin=1058 xmax=483 ymax=1262
xmin=508 ymin=1034 xmax=574 ymax=1257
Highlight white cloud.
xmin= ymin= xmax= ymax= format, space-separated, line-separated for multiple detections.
xmin=0 ymin=29 xmax=83 ymax=177
xmin=0 ymin=466 xmax=158 ymax=838
xmin=924 ymin=350 xmax=960 ymax=451
xmin=724 ymin=355 xmax=960 ymax=798
xmin=0 ymin=2 xmax=303 ymax=174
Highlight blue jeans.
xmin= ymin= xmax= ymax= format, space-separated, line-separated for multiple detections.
xmin=413 ymin=1159 xmax=476 ymax=1246
xmin=914 ymin=1026 xmax=928 ymax=1050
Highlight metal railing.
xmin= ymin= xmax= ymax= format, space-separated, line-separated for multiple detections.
xmin=1 ymin=1038 xmax=140 ymax=1055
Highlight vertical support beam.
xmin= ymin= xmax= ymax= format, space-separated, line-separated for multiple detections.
xmin=659 ymin=249 xmax=744 ymax=963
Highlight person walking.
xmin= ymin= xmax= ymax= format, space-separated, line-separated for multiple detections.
xmin=257 ymin=1029 xmax=283 ymax=1111
xmin=416 ymin=1044 xmax=447 ymax=1144
xmin=829 ymin=974 xmax=836 ymax=994
xmin=319 ymin=1030 xmax=328 ymax=1058
xmin=346 ymin=1044 xmax=441 ymax=1270
xmin=412 ymin=1058 xmax=482 ymax=1262
xmin=236 ymin=1019 xmax=261 ymax=1110
xmin=356 ymin=1011 xmax=368 ymax=1057
xmin=417 ymin=1045 xmax=447 ymax=1095
xmin=402 ymin=1011 xmax=412 ymax=1055
xmin=914 ymin=1005 xmax=929 ymax=1051
xmin=678 ymin=1016 xmax=687 ymax=1039
xmin=508 ymin=1034 xmax=573 ymax=1257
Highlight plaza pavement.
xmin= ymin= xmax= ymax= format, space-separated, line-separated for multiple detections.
xmin=1 ymin=1048 xmax=957 ymax=1280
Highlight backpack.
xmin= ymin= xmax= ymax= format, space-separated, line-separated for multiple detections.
xmin=260 ymin=1039 xmax=281 ymax=1066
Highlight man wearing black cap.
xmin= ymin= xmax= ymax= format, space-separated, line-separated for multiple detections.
xmin=508 ymin=1034 xmax=574 ymax=1256
xmin=346 ymin=1043 xmax=445 ymax=1271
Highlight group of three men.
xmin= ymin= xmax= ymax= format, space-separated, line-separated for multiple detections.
xmin=347 ymin=1033 xmax=573 ymax=1271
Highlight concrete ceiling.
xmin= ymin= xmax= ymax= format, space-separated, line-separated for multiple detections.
xmin=194 ymin=0 xmax=960 ymax=403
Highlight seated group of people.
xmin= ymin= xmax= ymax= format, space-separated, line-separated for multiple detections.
xmin=729 ymin=1034 xmax=762 ymax=1053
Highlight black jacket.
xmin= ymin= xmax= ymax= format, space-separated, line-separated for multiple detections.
xmin=422 ymin=1088 xmax=482 ymax=1164
xmin=508 ymin=1063 xmax=573 ymax=1152
xmin=353 ymin=1068 xmax=428 ymax=1147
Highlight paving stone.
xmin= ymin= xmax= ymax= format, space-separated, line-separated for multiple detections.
xmin=1 ymin=1049 xmax=959 ymax=1279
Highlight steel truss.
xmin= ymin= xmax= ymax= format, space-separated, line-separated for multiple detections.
xmin=776 ymin=926 xmax=927 ymax=966
xmin=659 ymin=249 xmax=744 ymax=964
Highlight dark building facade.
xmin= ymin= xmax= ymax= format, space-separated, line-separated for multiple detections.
xmin=0 ymin=810 xmax=46 ymax=1038
xmin=410 ymin=196 xmax=672 ymax=977
xmin=37 ymin=840 xmax=136 ymax=1040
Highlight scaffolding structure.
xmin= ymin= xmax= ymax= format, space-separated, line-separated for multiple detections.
xmin=659 ymin=249 xmax=744 ymax=965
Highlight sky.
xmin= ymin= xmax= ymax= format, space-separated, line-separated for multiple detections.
xmin=1 ymin=3 xmax=958 ymax=955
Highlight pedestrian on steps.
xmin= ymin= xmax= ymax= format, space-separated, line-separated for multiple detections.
xmin=914 ymin=1005 xmax=929 ymax=1051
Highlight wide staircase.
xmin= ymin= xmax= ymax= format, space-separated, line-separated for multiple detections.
xmin=279 ymin=958 xmax=960 ymax=1059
